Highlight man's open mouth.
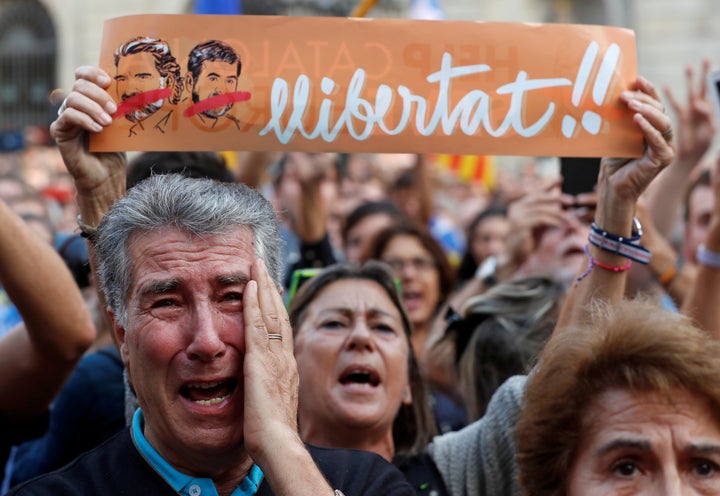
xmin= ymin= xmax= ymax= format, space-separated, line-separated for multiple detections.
xmin=180 ymin=378 xmax=238 ymax=406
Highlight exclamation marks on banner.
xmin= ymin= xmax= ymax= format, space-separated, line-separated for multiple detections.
xmin=562 ymin=42 xmax=621 ymax=138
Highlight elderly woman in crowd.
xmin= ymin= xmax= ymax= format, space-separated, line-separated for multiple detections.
xmin=512 ymin=75 xmax=700 ymax=496
xmin=517 ymin=299 xmax=720 ymax=495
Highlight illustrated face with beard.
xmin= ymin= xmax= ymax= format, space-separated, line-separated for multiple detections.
xmin=191 ymin=60 xmax=239 ymax=119
xmin=126 ymin=80 xmax=165 ymax=123
xmin=114 ymin=51 xmax=170 ymax=124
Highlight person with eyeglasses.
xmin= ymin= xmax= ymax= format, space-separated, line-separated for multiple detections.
xmin=364 ymin=221 xmax=468 ymax=433
xmin=365 ymin=221 xmax=456 ymax=368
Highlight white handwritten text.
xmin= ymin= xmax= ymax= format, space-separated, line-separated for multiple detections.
xmin=259 ymin=52 xmax=573 ymax=144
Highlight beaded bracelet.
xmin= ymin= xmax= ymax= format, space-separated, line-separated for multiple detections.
xmin=697 ymin=244 xmax=720 ymax=269
xmin=575 ymin=244 xmax=632 ymax=286
xmin=588 ymin=217 xmax=651 ymax=265
xmin=592 ymin=217 xmax=643 ymax=243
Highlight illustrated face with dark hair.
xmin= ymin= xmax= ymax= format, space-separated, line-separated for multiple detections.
xmin=185 ymin=41 xmax=242 ymax=126
xmin=189 ymin=59 xmax=239 ymax=119
xmin=114 ymin=51 xmax=169 ymax=123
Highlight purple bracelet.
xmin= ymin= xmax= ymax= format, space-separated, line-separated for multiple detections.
xmin=697 ymin=244 xmax=720 ymax=269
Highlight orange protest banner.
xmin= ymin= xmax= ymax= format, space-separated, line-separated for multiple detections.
xmin=90 ymin=15 xmax=642 ymax=157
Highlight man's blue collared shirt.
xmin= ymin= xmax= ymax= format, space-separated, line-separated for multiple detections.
xmin=131 ymin=409 xmax=264 ymax=496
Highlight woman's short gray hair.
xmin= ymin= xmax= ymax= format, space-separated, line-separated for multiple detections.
xmin=94 ymin=174 xmax=282 ymax=327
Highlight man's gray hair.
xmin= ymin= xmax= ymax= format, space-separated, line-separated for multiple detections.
xmin=94 ymin=174 xmax=282 ymax=327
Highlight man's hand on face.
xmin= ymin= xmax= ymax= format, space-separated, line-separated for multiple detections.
xmin=241 ymin=258 xmax=336 ymax=496
xmin=242 ymin=259 xmax=300 ymax=461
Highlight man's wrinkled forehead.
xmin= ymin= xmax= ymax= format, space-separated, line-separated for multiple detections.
xmin=124 ymin=224 xmax=255 ymax=279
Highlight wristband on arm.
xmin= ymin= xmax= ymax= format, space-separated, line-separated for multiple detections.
xmin=657 ymin=256 xmax=684 ymax=288
xmin=587 ymin=217 xmax=651 ymax=265
xmin=697 ymin=244 xmax=720 ymax=268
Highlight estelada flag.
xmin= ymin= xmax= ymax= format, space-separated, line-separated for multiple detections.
xmin=432 ymin=154 xmax=497 ymax=189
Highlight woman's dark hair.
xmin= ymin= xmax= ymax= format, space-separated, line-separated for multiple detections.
xmin=456 ymin=204 xmax=508 ymax=283
xmin=288 ymin=261 xmax=437 ymax=457
xmin=341 ymin=200 xmax=404 ymax=247
xmin=367 ymin=221 xmax=456 ymax=307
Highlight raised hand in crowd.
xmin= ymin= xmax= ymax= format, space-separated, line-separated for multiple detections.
xmin=558 ymin=75 xmax=675 ymax=328
xmin=644 ymin=59 xmax=716 ymax=237
xmin=278 ymin=152 xmax=336 ymax=245
xmin=631 ymin=199 xmax=695 ymax=308
xmin=274 ymin=152 xmax=343 ymax=291
xmin=440 ymin=175 xmax=587 ymax=323
xmin=50 ymin=66 xmax=127 ymax=232
xmin=683 ymin=148 xmax=720 ymax=338
xmin=0 ymin=196 xmax=95 ymax=462
xmin=504 ymin=178 xmax=566 ymax=272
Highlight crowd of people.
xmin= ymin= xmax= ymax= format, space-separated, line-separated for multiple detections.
xmin=0 ymin=30 xmax=719 ymax=496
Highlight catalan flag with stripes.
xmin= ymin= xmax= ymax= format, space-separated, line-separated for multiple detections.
xmin=431 ymin=154 xmax=497 ymax=189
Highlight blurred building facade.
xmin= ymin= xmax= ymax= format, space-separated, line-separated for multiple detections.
xmin=1 ymin=0 xmax=719 ymax=135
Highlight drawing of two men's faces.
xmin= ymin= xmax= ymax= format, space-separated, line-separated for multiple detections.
xmin=113 ymin=40 xmax=240 ymax=124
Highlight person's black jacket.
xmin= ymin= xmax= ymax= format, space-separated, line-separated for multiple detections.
xmin=6 ymin=429 xmax=414 ymax=495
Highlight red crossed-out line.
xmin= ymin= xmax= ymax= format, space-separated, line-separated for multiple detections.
xmin=111 ymin=88 xmax=173 ymax=120
xmin=182 ymin=91 xmax=252 ymax=118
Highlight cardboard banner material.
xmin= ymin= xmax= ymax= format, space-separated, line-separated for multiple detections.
xmin=90 ymin=15 xmax=642 ymax=157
